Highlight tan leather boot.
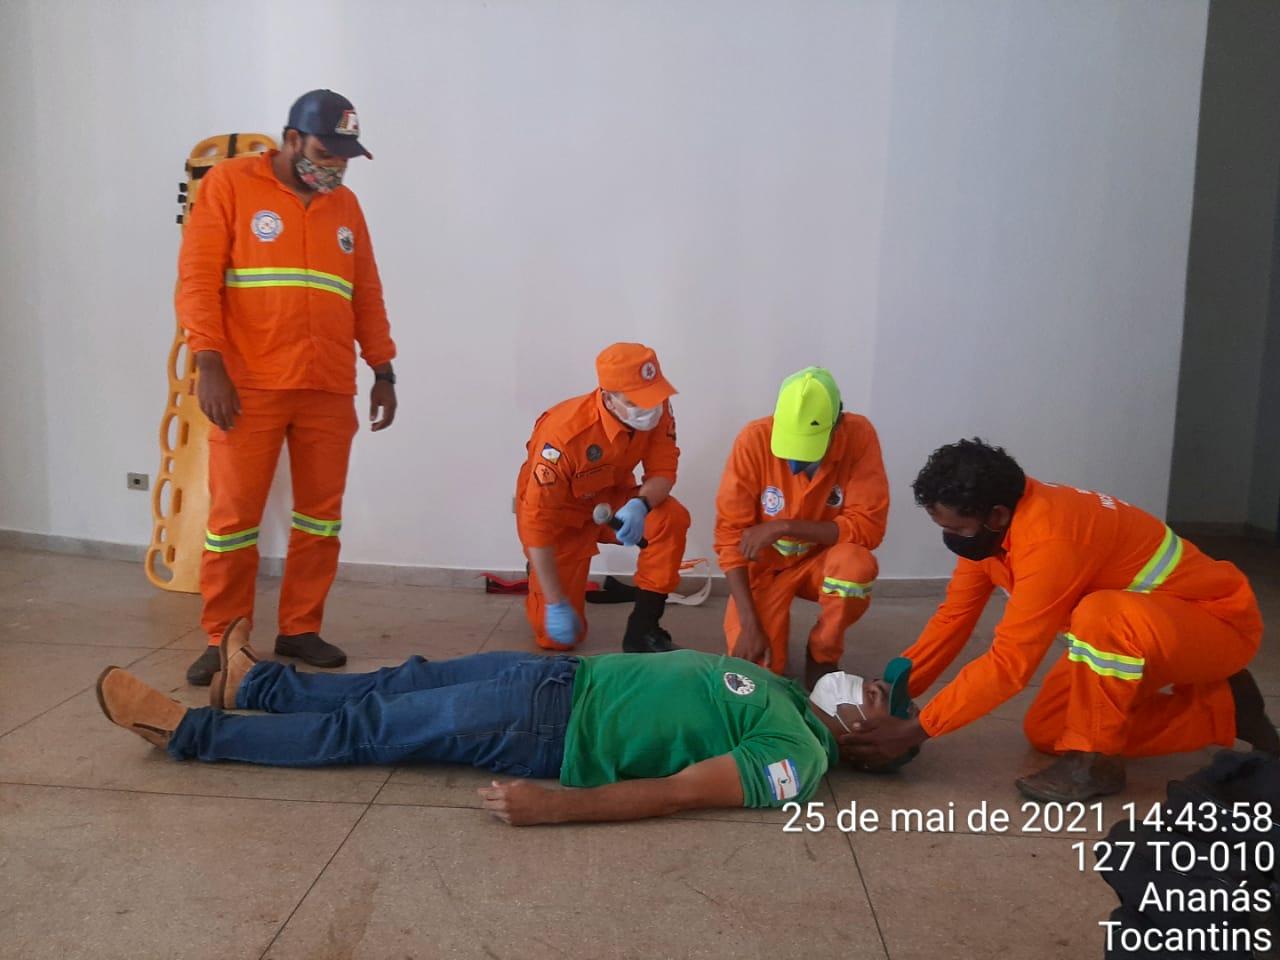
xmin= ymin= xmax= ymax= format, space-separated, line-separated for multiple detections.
xmin=96 ymin=667 xmax=188 ymax=749
xmin=210 ymin=616 xmax=261 ymax=710
xmin=1016 ymin=751 xmax=1126 ymax=803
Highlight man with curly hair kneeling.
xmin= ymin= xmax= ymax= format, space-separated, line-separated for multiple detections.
xmin=841 ymin=438 xmax=1278 ymax=803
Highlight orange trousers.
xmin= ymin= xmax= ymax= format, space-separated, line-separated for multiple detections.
xmin=201 ymin=389 xmax=357 ymax=645
xmin=524 ymin=493 xmax=690 ymax=649
xmin=1022 ymin=590 xmax=1259 ymax=757
xmin=724 ymin=542 xmax=878 ymax=673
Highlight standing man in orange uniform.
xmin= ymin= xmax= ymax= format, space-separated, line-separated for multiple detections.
xmin=714 ymin=367 xmax=889 ymax=689
xmin=516 ymin=343 xmax=690 ymax=653
xmin=843 ymin=439 xmax=1278 ymax=801
xmin=177 ymin=89 xmax=398 ymax=685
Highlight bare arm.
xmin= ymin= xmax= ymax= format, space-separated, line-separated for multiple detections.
xmin=477 ymin=754 xmax=744 ymax=826
xmin=636 ymin=475 xmax=673 ymax=508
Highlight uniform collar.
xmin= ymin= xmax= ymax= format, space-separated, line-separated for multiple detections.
xmin=595 ymin=389 xmax=628 ymax=443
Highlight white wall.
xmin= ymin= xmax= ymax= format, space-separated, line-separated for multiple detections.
xmin=0 ymin=0 xmax=1208 ymax=580
xmin=1168 ymin=0 xmax=1280 ymax=530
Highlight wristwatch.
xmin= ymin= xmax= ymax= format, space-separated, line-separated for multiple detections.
xmin=375 ymin=370 xmax=397 ymax=385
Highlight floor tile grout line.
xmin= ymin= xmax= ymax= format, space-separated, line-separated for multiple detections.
xmin=257 ymin=802 xmax=376 ymax=960
xmin=0 ymin=645 xmax=159 ymax=741
xmin=0 ymin=779 xmax=377 ymax=806
xmin=825 ymin=777 xmax=892 ymax=960
xmin=476 ymin=600 xmax=517 ymax=654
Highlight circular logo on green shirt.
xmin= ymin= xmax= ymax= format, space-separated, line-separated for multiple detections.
xmin=724 ymin=672 xmax=756 ymax=695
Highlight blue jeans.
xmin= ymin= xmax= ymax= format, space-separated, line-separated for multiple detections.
xmin=168 ymin=652 xmax=578 ymax=777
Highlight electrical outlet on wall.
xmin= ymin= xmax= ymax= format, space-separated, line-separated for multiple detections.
xmin=127 ymin=473 xmax=149 ymax=491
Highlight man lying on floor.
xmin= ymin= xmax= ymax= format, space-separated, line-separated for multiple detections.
xmin=96 ymin=618 xmax=905 ymax=826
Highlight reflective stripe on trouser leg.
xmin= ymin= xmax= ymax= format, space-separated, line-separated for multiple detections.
xmin=1064 ymin=633 xmax=1145 ymax=681
xmin=204 ymin=526 xmax=260 ymax=553
xmin=290 ymin=512 xmax=342 ymax=537
xmin=820 ymin=576 xmax=873 ymax=599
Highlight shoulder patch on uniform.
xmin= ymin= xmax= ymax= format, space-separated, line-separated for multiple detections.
xmin=251 ymin=210 xmax=283 ymax=242
xmin=723 ymin=672 xmax=756 ymax=695
xmin=533 ymin=463 xmax=557 ymax=487
xmin=827 ymin=485 xmax=844 ymax=508
xmin=761 ymin=486 xmax=785 ymax=517
xmin=540 ymin=443 xmax=562 ymax=464
xmin=765 ymin=759 xmax=800 ymax=801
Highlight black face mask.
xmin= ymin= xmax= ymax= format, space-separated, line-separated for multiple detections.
xmin=942 ymin=525 xmax=1004 ymax=561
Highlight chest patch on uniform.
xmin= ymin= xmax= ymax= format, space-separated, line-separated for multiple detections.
xmin=586 ymin=444 xmax=603 ymax=462
xmin=761 ymin=486 xmax=785 ymax=517
xmin=533 ymin=463 xmax=557 ymax=487
xmin=540 ymin=443 xmax=561 ymax=464
xmin=337 ymin=226 xmax=355 ymax=254
xmin=765 ymin=759 xmax=800 ymax=801
xmin=251 ymin=210 xmax=283 ymax=242
xmin=827 ymin=485 xmax=844 ymax=508
xmin=723 ymin=672 xmax=756 ymax=695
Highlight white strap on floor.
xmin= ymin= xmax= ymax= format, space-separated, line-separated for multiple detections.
xmin=668 ymin=558 xmax=712 ymax=606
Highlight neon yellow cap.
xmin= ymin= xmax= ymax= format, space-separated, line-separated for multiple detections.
xmin=770 ymin=367 xmax=842 ymax=461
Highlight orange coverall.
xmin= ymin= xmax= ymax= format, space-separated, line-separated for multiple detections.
xmin=516 ymin=391 xmax=689 ymax=649
xmin=177 ymin=151 xmax=396 ymax=643
xmin=902 ymin=479 xmax=1263 ymax=756
xmin=714 ymin=413 xmax=889 ymax=671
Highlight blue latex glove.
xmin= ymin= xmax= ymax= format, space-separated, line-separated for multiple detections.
xmin=544 ymin=602 xmax=581 ymax=648
xmin=613 ymin=497 xmax=650 ymax=547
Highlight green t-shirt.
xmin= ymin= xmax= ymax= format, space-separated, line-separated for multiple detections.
xmin=559 ymin=650 xmax=838 ymax=807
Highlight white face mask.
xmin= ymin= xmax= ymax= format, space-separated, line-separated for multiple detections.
xmin=607 ymin=393 xmax=664 ymax=431
xmin=809 ymin=671 xmax=866 ymax=731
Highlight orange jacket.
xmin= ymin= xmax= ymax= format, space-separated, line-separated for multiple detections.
xmin=176 ymin=151 xmax=395 ymax=395
xmin=904 ymin=478 xmax=1263 ymax=737
xmin=517 ymin=391 xmax=680 ymax=552
xmin=714 ymin=413 xmax=889 ymax=573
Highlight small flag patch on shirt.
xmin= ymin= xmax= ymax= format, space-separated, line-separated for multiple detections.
xmin=765 ymin=758 xmax=800 ymax=802
xmin=540 ymin=444 xmax=562 ymax=463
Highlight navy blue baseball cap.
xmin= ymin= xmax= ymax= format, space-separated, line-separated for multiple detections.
xmin=285 ymin=89 xmax=372 ymax=159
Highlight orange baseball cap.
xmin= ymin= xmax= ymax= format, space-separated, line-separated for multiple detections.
xmin=595 ymin=343 xmax=677 ymax=408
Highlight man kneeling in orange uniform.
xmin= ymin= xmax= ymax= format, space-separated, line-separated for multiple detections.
xmin=843 ymin=438 xmax=1279 ymax=802
xmin=715 ymin=367 xmax=889 ymax=688
xmin=515 ymin=343 xmax=690 ymax=653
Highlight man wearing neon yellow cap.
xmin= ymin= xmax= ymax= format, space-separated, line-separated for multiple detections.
xmin=714 ymin=368 xmax=889 ymax=687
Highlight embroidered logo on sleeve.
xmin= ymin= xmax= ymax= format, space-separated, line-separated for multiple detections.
xmin=540 ymin=443 xmax=562 ymax=464
xmin=765 ymin=759 xmax=800 ymax=801
xmin=534 ymin=463 xmax=557 ymax=487
xmin=723 ymin=672 xmax=756 ymax=695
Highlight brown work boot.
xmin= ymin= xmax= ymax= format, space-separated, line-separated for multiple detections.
xmin=1015 ymin=751 xmax=1127 ymax=803
xmin=96 ymin=666 xmax=188 ymax=749
xmin=210 ymin=616 xmax=261 ymax=710
xmin=1228 ymin=669 xmax=1280 ymax=757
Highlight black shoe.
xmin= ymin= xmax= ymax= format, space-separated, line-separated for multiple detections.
xmin=623 ymin=625 xmax=679 ymax=654
xmin=1229 ymin=669 xmax=1280 ymax=757
xmin=274 ymin=632 xmax=347 ymax=668
xmin=186 ymin=645 xmax=222 ymax=687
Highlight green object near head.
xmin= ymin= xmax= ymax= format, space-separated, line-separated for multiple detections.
xmin=770 ymin=366 xmax=842 ymax=462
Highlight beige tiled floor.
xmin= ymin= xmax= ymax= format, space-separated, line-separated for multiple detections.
xmin=0 ymin=539 xmax=1275 ymax=960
